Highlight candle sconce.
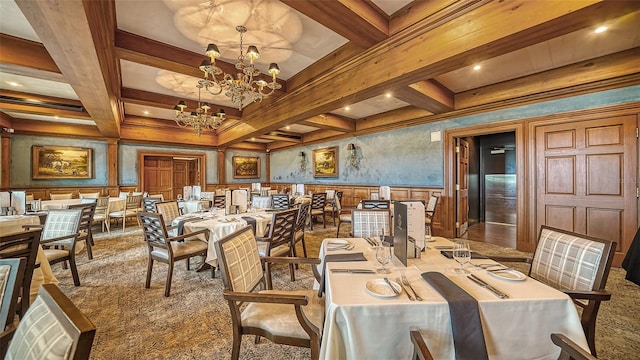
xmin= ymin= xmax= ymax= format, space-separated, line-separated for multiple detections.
xmin=347 ymin=143 xmax=359 ymax=169
xmin=298 ymin=151 xmax=307 ymax=172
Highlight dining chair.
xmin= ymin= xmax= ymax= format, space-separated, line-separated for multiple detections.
xmin=552 ymin=333 xmax=597 ymax=360
xmin=351 ymin=209 xmax=391 ymax=238
xmin=0 ymin=258 xmax=25 ymax=332
xmin=50 ymin=193 xmax=73 ymax=200
xmin=92 ymin=197 xmax=110 ymax=233
xmin=410 ymin=330 xmax=435 ymax=360
xmin=255 ymin=208 xmax=298 ymax=288
xmin=142 ymin=197 xmax=162 ymax=212
xmin=324 ymin=191 xmax=342 ymax=226
xmin=155 ymin=200 xmax=182 ymax=236
xmin=0 ymin=229 xmax=41 ymax=319
xmin=271 ymin=194 xmax=290 ymax=210
xmin=250 ymin=195 xmax=272 ymax=210
xmin=67 ymin=201 xmax=97 ymax=260
xmin=490 ymin=226 xmax=615 ymax=356
xmin=108 ymin=194 xmax=142 ymax=233
xmin=213 ymin=195 xmax=226 ymax=209
xmin=1 ymin=284 xmax=96 ymax=360
xmin=308 ymin=193 xmax=327 ymax=230
xmin=293 ymin=202 xmax=311 ymax=259
xmin=78 ymin=192 xmax=100 ymax=199
xmin=137 ymin=211 xmax=210 ymax=297
xmin=425 ymin=194 xmax=439 ymax=226
xmin=214 ymin=226 xmax=324 ymax=360
xmin=38 ymin=209 xmax=83 ymax=286
xmin=361 ymin=199 xmax=390 ymax=209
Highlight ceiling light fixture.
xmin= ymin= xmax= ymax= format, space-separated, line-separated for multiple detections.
xmin=473 ymin=65 xmax=481 ymax=71
xmin=594 ymin=26 xmax=607 ymax=33
xmin=173 ymin=86 xmax=226 ymax=136
xmin=197 ymin=25 xmax=282 ymax=111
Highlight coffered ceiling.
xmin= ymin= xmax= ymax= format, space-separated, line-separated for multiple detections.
xmin=1 ymin=0 xmax=639 ymax=150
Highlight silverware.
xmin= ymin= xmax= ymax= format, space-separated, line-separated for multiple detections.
xmin=384 ymin=277 xmax=401 ymax=295
xmin=396 ymin=277 xmax=414 ymax=301
xmin=401 ymin=274 xmax=423 ymax=301
xmin=364 ymin=237 xmax=375 ymax=246
xmin=330 ymin=269 xmax=376 ymax=274
xmin=468 ymin=274 xmax=508 ymax=299
xmin=327 ymin=245 xmax=354 ymax=251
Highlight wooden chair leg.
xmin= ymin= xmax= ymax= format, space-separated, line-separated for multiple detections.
xmin=69 ymin=255 xmax=81 ymax=286
xmin=145 ymin=257 xmax=153 ymax=289
xmin=165 ymin=261 xmax=174 ymax=297
xmin=85 ymin=237 xmax=93 ymax=260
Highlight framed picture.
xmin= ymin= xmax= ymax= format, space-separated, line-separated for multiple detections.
xmin=313 ymin=147 xmax=338 ymax=178
xmin=233 ymin=156 xmax=260 ymax=179
xmin=32 ymin=146 xmax=93 ymax=179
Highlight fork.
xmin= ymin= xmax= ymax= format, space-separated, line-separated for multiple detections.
xmin=401 ymin=274 xmax=423 ymax=301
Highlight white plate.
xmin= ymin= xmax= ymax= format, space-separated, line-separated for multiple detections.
xmin=365 ymin=279 xmax=402 ymax=298
xmin=327 ymin=239 xmax=350 ymax=249
xmin=487 ymin=269 xmax=527 ymax=281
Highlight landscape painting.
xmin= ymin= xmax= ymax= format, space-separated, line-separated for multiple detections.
xmin=313 ymin=147 xmax=338 ymax=178
xmin=233 ymin=156 xmax=260 ymax=179
xmin=32 ymin=146 xmax=93 ymax=179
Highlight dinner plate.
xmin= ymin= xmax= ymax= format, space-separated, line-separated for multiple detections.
xmin=487 ymin=269 xmax=527 ymax=281
xmin=326 ymin=239 xmax=351 ymax=249
xmin=365 ymin=279 xmax=402 ymax=298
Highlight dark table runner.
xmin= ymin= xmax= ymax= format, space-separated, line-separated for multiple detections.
xmin=318 ymin=253 xmax=367 ymax=297
xmin=176 ymin=217 xmax=205 ymax=235
xmin=241 ymin=216 xmax=257 ymax=234
xmin=421 ymin=272 xmax=489 ymax=360
xmin=440 ymin=251 xmax=488 ymax=259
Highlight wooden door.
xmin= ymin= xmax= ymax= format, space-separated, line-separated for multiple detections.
xmin=143 ymin=156 xmax=173 ymax=200
xmin=456 ymin=138 xmax=470 ymax=237
xmin=535 ymin=114 xmax=638 ymax=266
xmin=173 ymin=160 xmax=188 ymax=198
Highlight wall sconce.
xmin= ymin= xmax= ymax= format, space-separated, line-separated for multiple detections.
xmin=298 ymin=151 xmax=307 ymax=172
xmin=347 ymin=143 xmax=359 ymax=169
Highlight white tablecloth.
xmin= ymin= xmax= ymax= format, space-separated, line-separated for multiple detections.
xmin=178 ymin=200 xmax=211 ymax=214
xmin=319 ymin=237 xmax=589 ymax=360
xmin=171 ymin=210 xmax=272 ymax=267
xmin=0 ymin=215 xmax=59 ymax=302
xmin=41 ymin=197 xmax=124 ymax=211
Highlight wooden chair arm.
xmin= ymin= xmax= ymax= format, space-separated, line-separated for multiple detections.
xmin=0 ymin=322 xmax=17 ymax=358
xmin=551 ymin=333 xmax=596 ymax=360
xmin=564 ymin=289 xmax=612 ymax=301
xmin=262 ymin=256 xmax=320 ymax=266
xmin=40 ymin=232 xmax=80 ymax=245
xmin=169 ymin=228 xmax=209 ymax=242
xmin=222 ymin=289 xmax=309 ymax=306
xmin=22 ymin=224 xmax=43 ymax=230
xmin=410 ymin=330 xmax=435 ymax=360
xmin=489 ymin=256 xmax=532 ymax=264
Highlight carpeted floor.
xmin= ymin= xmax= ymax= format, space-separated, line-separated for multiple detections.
xmin=51 ymin=221 xmax=640 ymax=360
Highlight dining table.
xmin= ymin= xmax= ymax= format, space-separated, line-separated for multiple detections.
xmin=41 ymin=197 xmax=125 ymax=211
xmin=318 ymin=236 xmax=590 ymax=360
xmin=171 ymin=209 xmax=272 ymax=268
xmin=178 ymin=199 xmax=211 ymax=214
xmin=0 ymin=214 xmax=59 ymax=302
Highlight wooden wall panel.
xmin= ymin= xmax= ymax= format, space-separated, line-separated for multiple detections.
xmin=545 ymin=205 xmax=576 ymax=231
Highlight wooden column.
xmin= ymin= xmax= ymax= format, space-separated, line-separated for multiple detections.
xmin=1 ymin=134 xmax=10 ymax=189
xmin=106 ymin=138 xmax=118 ymax=187
xmin=217 ymin=149 xmax=226 ymax=186
xmin=265 ymin=150 xmax=271 ymax=184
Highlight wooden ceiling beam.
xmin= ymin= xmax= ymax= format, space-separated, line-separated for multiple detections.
xmin=120 ymin=87 xmax=242 ymax=119
xmin=259 ymin=134 xmax=302 ymax=143
xmin=11 ymin=119 xmax=102 ymax=138
xmin=0 ymin=103 xmax=92 ymax=120
xmin=299 ymin=114 xmax=355 ymax=132
xmin=229 ymin=142 xmax=267 ymax=151
xmin=218 ymin=0 xmax=635 ymax=146
xmin=456 ymin=47 xmax=640 ymax=109
xmin=15 ymin=0 xmax=121 ymax=138
xmin=0 ymin=112 xmax=13 ymax=128
xmin=0 ymin=89 xmax=83 ymax=108
xmin=0 ymin=34 xmax=60 ymax=74
xmin=393 ymin=80 xmax=453 ymax=114
xmin=389 ymin=0 xmax=486 ymax=35
xmin=282 ymin=0 xmax=388 ymax=48
xmin=120 ymin=121 xmax=217 ymax=146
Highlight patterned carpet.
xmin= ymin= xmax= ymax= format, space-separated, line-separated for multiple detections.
xmin=50 ymin=221 xmax=639 ymax=360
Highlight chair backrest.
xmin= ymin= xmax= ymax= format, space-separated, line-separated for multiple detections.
xmin=295 ymin=202 xmax=311 ymax=232
xmin=362 ymin=199 xmax=390 ymax=209
xmin=232 ymin=190 xmax=249 ymax=213
xmin=352 ymin=209 xmax=391 ymax=238
xmin=251 ymin=195 xmax=272 ymax=210
xmin=426 ymin=195 xmax=438 ymax=216
xmin=259 ymin=188 xmax=271 ymax=196
xmin=325 ymin=189 xmax=335 ymax=199
xmin=118 ymin=191 xmax=129 ymax=199
xmin=125 ymin=194 xmax=143 ymax=210
xmin=213 ymin=195 xmax=226 ymax=209
xmin=310 ymin=193 xmax=327 ymax=210
xmin=137 ymin=212 xmax=171 ymax=251
xmin=50 ymin=193 xmax=73 ymax=200
xmin=78 ymin=192 xmax=100 ymax=199
xmin=41 ymin=209 xmax=82 ymax=245
xmin=262 ymin=208 xmax=298 ymax=252
xmin=271 ymin=194 xmax=290 ymax=210
xmin=67 ymin=202 xmax=97 ymax=236
xmin=142 ymin=197 xmax=162 ymax=212
xmin=379 ymin=186 xmax=391 ymax=200
xmin=5 ymin=284 xmax=96 ymax=360
xmin=0 ymin=230 xmax=41 ymax=319
xmin=369 ymin=191 xmax=379 ymax=200
xmin=214 ymin=226 xmax=264 ymax=293
xmin=0 ymin=258 xmax=25 ymax=330
xmin=200 ymin=192 xmax=215 ymax=200
xmin=94 ymin=197 xmax=109 ymax=214
xmin=155 ymin=201 xmax=181 ymax=224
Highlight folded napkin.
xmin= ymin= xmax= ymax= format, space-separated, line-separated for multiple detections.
xmin=440 ymin=251 xmax=488 ymax=259
xmin=421 ymin=272 xmax=489 ymax=360
xmin=241 ymin=216 xmax=257 ymax=234
xmin=318 ymin=253 xmax=367 ymax=297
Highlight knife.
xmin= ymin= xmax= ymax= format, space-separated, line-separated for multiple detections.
xmin=468 ymin=274 xmax=509 ymax=299
xmin=330 ymin=269 xmax=376 ymax=274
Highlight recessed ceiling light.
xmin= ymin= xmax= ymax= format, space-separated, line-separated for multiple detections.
xmin=385 ymin=93 xmax=392 ymax=98
xmin=473 ymin=65 xmax=481 ymax=71
xmin=251 ymin=137 xmax=256 ymax=141
xmin=594 ymin=26 xmax=607 ymax=34
xmin=6 ymin=81 xmax=20 ymax=87
xmin=143 ymin=110 xmax=150 ymax=115
xmin=345 ymin=106 xmax=350 ymax=111
xmin=285 ymin=125 xmax=290 ymax=130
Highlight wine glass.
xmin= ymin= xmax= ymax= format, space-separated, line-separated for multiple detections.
xmin=425 ymin=225 xmax=432 ymax=242
xmin=452 ymin=241 xmax=471 ymax=274
xmin=378 ymin=228 xmax=386 ymax=246
xmin=376 ymin=243 xmax=392 ymax=274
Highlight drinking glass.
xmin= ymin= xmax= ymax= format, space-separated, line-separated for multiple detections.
xmin=452 ymin=241 xmax=471 ymax=274
xmin=425 ymin=225 xmax=432 ymax=242
xmin=376 ymin=243 xmax=392 ymax=274
xmin=378 ymin=228 xmax=386 ymax=245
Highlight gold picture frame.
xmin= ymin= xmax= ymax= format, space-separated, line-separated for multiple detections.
xmin=313 ymin=147 xmax=338 ymax=178
xmin=32 ymin=145 xmax=93 ymax=179
xmin=233 ymin=156 xmax=260 ymax=179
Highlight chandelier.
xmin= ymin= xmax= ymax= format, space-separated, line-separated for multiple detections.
xmin=198 ymin=25 xmax=282 ymax=111
xmin=173 ymin=85 xmax=226 ymax=136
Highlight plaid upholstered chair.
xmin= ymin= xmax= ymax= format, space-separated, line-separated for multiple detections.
xmin=0 ymin=230 xmax=41 ymax=319
xmin=155 ymin=200 xmax=182 ymax=236
xmin=351 ymin=209 xmax=391 ymax=238
xmin=214 ymin=226 xmax=323 ymax=360
xmin=39 ymin=209 xmax=83 ymax=286
xmin=0 ymin=258 xmax=24 ymax=332
xmin=250 ymin=195 xmax=272 ymax=210
xmin=1 ymin=284 xmax=96 ymax=360
xmin=491 ymin=226 xmax=615 ymax=356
